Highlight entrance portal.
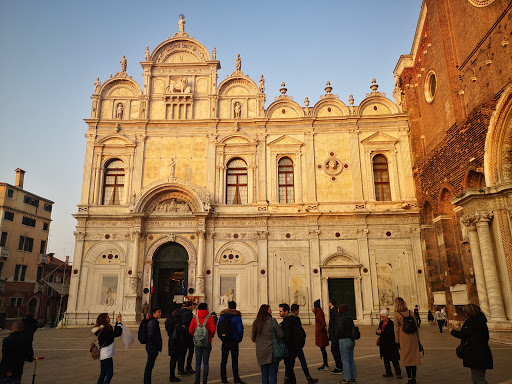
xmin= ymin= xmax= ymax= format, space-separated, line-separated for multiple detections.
xmin=153 ymin=242 xmax=188 ymax=317
xmin=328 ymin=278 xmax=356 ymax=319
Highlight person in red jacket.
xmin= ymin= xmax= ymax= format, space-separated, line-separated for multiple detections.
xmin=189 ymin=303 xmax=216 ymax=384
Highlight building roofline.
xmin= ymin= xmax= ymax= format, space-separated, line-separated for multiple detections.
xmin=0 ymin=182 xmax=55 ymax=204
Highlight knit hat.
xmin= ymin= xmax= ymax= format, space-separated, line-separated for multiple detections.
xmin=313 ymin=299 xmax=321 ymax=309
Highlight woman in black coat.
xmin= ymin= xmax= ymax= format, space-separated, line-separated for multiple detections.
xmin=376 ymin=309 xmax=401 ymax=378
xmin=165 ymin=309 xmax=186 ymax=382
xmin=450 ymin=304 xmax=493 ymax=384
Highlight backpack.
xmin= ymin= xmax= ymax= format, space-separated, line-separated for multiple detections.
xmin=90 ymin=329 xmax=103 ymax=360
xmin=399 ymin=310 xmax=418 ymax=334
xmin=138 ymin=318 xmax=148 ymax=344
xmin=293 ymin=322 xmax=306 ymax=349
xmin=217 ymin=316 xmax=234 ymax=342
xmin=193 ymin=314 xmax=210 ymax=347
xmin=351 ymin=326 xmax=361 ymax=340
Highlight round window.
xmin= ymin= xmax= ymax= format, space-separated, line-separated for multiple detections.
xmin=425 ymin=71 xmax=437 ymax=103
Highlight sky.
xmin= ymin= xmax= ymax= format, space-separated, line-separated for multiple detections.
xmin=0 ymin=0 xmax=422 ymax=262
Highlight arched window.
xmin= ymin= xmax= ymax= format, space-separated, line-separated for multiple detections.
xmin=103 ymin=159 xmax=125 ymax=205
xmin=373 ymin=155 xmax=391 ymax=201
xmin=278 ymin=157 xmax=294 ymax=203
xmin=226 ymin=158 xmax=248 ymax=204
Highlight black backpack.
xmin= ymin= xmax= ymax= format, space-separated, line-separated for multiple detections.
xmin=294 ymin=324 xmax=306 ymax=349
xmin=138 ymin=318 xmax=148 ymax=344
xmin=217 ymin=316 xmax=234 ymax=342
xmin=400 ymin=310 xmax=418 ymax=334
xmin=351 ymin=326 xmax=361 ymax=340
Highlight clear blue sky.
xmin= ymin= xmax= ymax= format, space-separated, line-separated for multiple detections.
xmin=0 ymin=0 xmax=422 ymax=262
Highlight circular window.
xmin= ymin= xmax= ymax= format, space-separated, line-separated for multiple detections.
xmin=425 ymin=71 xmax=437 ymax=103
xmin=467 ymin=0 xmax=495 ymax=6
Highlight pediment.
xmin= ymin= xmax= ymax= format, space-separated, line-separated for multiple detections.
xmin=360 ymin=132 xmax=398 ymax=145
xmin=322 ymin=251 xmax=361 ymax=268
xmin=268 ymin=135 xmax=304 ymax=148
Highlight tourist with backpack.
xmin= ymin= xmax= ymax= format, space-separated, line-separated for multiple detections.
xmin=92 ymin=313 xmax=123 ymax=384
xmin=165 ymin=309 xmax=186 ymax=382
xmin=278 ymin=303 xmax=303 ymax=384
xmin=179 ymin=301 xmax=195 ymax=375
xmin=394 ymin=297 xmax=420 ymax=384
xmin=217 ymin=301 xmax=246 ymax=384
xmin=189 ymin=302 xmax=216 ymax=384
xmin=144 ymin=308 xmax=162 ymax=384
xmin=335 ymin=304 xmax=357 ymax=383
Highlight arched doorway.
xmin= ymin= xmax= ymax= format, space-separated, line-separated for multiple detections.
xmin=153 ymin=242 xmax=188 ymax=317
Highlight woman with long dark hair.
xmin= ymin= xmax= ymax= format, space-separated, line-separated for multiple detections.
xmin=394 ymin=297 xmax=420 ymax=384
xmin=313 ymin=300 xmax=329 ymax=371
xmin=251 ymin=305 xmax=284 ymax=384
xmin=450 ymin=304 xmax=493 ymax=384
xmin=92 ymin=312 xmax=123 ymax=384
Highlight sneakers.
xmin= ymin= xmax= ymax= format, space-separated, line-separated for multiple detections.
xmin=317 ymin=365 xmax=330 ymax=371
xmin=383 ymin=373 xmax=393 ymax=377
xmin=331 ymin=368 xmax=343 ymax=375
xmin=170 ymin=377 xmax=181 ymax=382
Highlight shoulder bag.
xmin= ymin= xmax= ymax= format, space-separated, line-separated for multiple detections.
xmin=271 ymin=319 xmax=288 ymax=360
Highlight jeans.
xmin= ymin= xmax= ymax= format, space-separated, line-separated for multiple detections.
xmin=285 ymin=349 xmax=310 ymax=379
xmin=221 ymin=341 xmax=241 ymax=382
xmin=98 ymin=357 xmax=114 ymax=384
xmin=437 ymin=320 xmax=445 ymax=333
xmin=339 ymin=338 xmax=356 ymax=380
xmin=283 ymin=351 xmax=298 ymax=384
xmin=471 ymin=369 xmax=488 ymax=384
xmin=383 ymin=357 xmax=401 ymax=376
xmin=320 ymin=346 xmax=328 ymax=366
xmin=178 ymin=334 xmax=195 ymax=371
xmin=144 ymin=349 xmax=159 ymax=384
xmin=405 ymin=366 xmax=417 ymax=379
xmin=260 ymin=361 xmax=279 ymax=384
xmin=330 ymin=338 xmax=343 ymax=369
xmin=195 ymin=344 xmax=212 ymax=383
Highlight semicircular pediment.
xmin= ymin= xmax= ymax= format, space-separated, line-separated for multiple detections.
xmin=358 ymin=96 xmax=398 ymax=115
xmin=151 ymin=38 xmax=211 ymax=64
xmin=312 ymin=98 xmax=350 ymax=117
xmin=266 ymin=100 xmax=304 ymax=119
xmin=100 ymin=78 xmax=142 ymax=98
xmin=218 ymin=77 xmax=258 ymax=96
xmin=322 ymin=252 xmax=361 ymax=268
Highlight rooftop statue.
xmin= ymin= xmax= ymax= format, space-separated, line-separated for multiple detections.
xmin=236 ymin=54 xmax=241 ymax=71
xmin=145 ymin=45 xmax=150 ymax=62
xmin=120 ymin=55 xmax=127 ymax=72
xmin=178 ymin=14 xmax=186 ymax=33
xmin=212 ymin=47 xmax=216 ymax=60
xmin=94 ymin=77 xmax=101 ymax=94
xmin=259 ymin=75 xmax=265 ymax=93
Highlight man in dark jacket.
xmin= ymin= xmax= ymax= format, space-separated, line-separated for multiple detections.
xmin=328 ymin=298 xmax=343 ymax=374
xmin=144 ymin=308 xmax=162 ymax=384
xmin=21 ymin=313 xmax=38 ymax=345
xmin=218 ymin=301 xmax=245 ymax=384
xmin=179 ymin=301 xmax=195 ymax=375
xmin=0 ymin=320 xmax=34 ymax=383
xmin=288 ymin=304 xmax=318 ymax=384
xmin=279 ymin=303 xmax=305 ymax=384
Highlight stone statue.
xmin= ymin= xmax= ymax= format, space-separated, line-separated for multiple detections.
xmin=170 ymin=158 xmax=176 ymax=178
xmin=293 ymin=289 xmax=306 ymax=306
xmin=145 ymin=45 xmax=150 ymax=61
xmin=234 ymin=102 xmax=241 ymax=118
xmin=178 ymin=14 xmax=185 ymax=33
xmin=116 ymin=103 xmax=124 ymax=120
xmin=120 ymin=55 xmax=127 ymax=72
xmin=212 ymin=47 xmax=216 ymax=60
xmin=236 ymin=54 xmax=241 ymax=71
xmin=220 ymin=288 xmax=234 ymax=306
xmin=167 ymin=77 xmax=191 ymax=93
xmin=94 ymin=77 xmax=101 ymax=94
xmin=104 ymin=287 xmax=116 ymax=306
xmin=259 ymin=74 xmax=265 ymax=93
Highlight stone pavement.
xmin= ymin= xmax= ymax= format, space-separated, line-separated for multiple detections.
xmin=2 ymin=322 xmax=511 ymax=384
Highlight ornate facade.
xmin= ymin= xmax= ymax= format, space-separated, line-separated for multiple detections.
xmin=66 ymin=17 xmax=427 ymax=324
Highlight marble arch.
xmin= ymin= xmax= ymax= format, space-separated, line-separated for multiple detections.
xmin=144 ymin=234 xmax=197 ymax=264
xmin=266 ymin=99 xmax=304 ymax=119
xmin=214 ymin=241 xmax=257 ymax=264
xmin=150 ymin=38 xmax=211 ymax=63
xmin=217 ymin=77 xmax=259 ymax=96
xmin=84 ymin=241 xmax=126 ymax=264
xmin=312 ymin=98 xmax=350 ymax=117
xmin=100 ymin=78 xmax=142 ymax=97
xmin=322 ymin=251 xmax=362 ymax=269
xmin=357 ymin=96 xmax=399 ymax=115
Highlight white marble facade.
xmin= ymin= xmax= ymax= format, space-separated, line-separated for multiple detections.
xmin=66 ymin=17 xmax=428 ymax=325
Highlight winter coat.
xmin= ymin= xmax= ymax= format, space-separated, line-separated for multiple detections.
xmin=181 ymin=307 xmax=194 ymax=329
xmin=394 ymin=310 xmax=420 ymax=366
xmin=251 ymin=316 xmax=284 ymax=365
xmin=450 ymin=312 xmax=493 ymax=370
xmin=21 ymin=316 xmax=38 ymax=344
xmin=0 ymin=331 xmax=34 ymax=378
xmin=377 ymin=319 xmax=400 ymax=361
xmin=314 ymin=308 xmax=329 ymax=347
xmin=93 ymin=323 xmax=123 ymax=350
xmin=335 ymin=312 xmax=355 ymax=340
xmin=165 ymin=314 xmax=186 ymax=356
xmin=146 ymin=316 xmax=162 ymax=352
xmin=281 ymin=313 xmax=305 ymax=353
xmin=328 ymin=306 xmax=338 ymax=341
xmin=218 ymin=308 xmax=244 ymax=342
xmin=189 ymin=309 xmax=216 ymax=344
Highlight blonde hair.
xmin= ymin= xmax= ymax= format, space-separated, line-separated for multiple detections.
xmin=394 ymin=297 xmax=408 ymax=312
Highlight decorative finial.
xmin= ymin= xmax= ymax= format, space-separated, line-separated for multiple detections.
xmin=145 ymin=45 xmax=150 ymax=62
xmin=120 ymin=55 xmax=127 ymax=72
xmin=178 ymin=14 xmax=186 ymax=33
xmin=325 ymin=81 xmax=333 ymax=94
xmin=304 ymin=97 xmax=310 ymax=107
xmin=348 ymin=95 xmax=354 ymax=106
xmin=236 ymin=54 xmax=242 ymax=71
xmin=280 ymin=82 xmax=287 ymax=95
xmin=370 ymin=78 xmax=379 ymax=92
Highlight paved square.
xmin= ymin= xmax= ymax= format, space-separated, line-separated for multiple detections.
xmin=3 ymin=323 xmax=512 ymax=384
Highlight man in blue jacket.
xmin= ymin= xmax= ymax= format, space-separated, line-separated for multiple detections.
xmin=145 ymin=308 xmax=162 ymax=384
xmin=218 ymin=301 xmax=245 ymax=384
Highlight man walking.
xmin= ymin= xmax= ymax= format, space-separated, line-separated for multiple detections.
xmin=189 ymin=302 xmax=216 ymax=384
xmin=218 ymin=301 xmax=246 ymax=384
xmin=144 ymin=308 xmax=163 ymax=384
xmin=328 ymin=298 xmax=343 ymax=374
xmin=435 ymin=307 xmax=447 ymax=333
xmin=279 ymin=303 xmax=304 ymax=384
xmin=414 ymin=305 xmax=421 ymax=328
xmin=179 ymin=301 xmax=195 ymax=375
xmin=0 ymin=320 xmax=34 ymax=384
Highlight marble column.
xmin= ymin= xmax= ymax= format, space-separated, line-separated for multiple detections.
xmin=67 ymin=231 xmax=85 ymax=313
xmin=131 ymin=230 xmax=141 ymax=278
xmin=196 ymin=230 xmax=206 ymax=297
xmin=462 ymin=215 xmax=490 ymax=317
xmin=475 ymin=212 xmax=507 ymax=321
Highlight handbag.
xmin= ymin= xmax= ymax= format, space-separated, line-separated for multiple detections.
xmin=456 ymin=342 xmax=466 ymax=359
xmin=376 ymin=336 xmax=381 ymax=346
xmin=271 ymin=319 xmax=288 ymax=360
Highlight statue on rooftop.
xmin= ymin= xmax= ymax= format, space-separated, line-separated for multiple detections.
xmin=236 ymin=54 xmax=241 ymax=71
xmin=145 ymin=45 xmax=150 ymax=62
xmin=259 ymin=75 xmax=265 ymax=93
xmin=178 ymin=14 xmax=186 ymax=33
xmin=212 ymin=47 xmax=216 ymax=60
xmin=94 ymin=77 xmax=101 ymax=94
xmin=120 ymin=55 xmax=127 ymax=72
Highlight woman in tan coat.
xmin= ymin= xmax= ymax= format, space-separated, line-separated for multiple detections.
xmin=394 ymin=297 xmax=420 ymax=384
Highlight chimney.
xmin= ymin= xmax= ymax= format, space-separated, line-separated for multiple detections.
xmin=15 ymin=168 xmax=25 ymax=189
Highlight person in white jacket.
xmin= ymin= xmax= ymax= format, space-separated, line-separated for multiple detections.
xmin=92 ymin=313 xmax=123 ymax=384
